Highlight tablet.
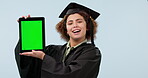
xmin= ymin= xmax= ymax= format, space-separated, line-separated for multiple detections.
xmin=19 ymin=17 xmax=45 ymax=52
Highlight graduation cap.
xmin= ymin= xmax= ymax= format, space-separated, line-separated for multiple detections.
xmin=59 ymin=2 xmax=100 ymax=46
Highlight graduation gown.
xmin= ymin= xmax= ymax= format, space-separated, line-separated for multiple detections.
xmin=15 ymin=41 xmax=42 ymax=78
xmin=15 ymin=41 xmax=101 ymax=78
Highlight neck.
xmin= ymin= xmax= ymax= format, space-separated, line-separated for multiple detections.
xmin=69 ymin=38 xmax=85 ymax=47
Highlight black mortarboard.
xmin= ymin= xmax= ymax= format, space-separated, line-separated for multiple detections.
xmin=59 ymin=2 xmax=100 ymax=20
xmin=59 ymin=2 xmax=100 ymax=46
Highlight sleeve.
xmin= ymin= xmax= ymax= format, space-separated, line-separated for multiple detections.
xmin=41 ymin=46 xmax=101 ymax=78
xmin=14 ymin=40 xmax=42 ymax=78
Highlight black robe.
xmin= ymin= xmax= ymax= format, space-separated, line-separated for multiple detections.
xmin=15 ymin=41 xmax=101 ymax=78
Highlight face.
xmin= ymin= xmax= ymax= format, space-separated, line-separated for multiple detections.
xmin=66 ymin=13 xmax=87 ymax=41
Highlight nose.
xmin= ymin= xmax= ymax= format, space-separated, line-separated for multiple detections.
xmin=73 ymin=22 xmax=78 ymax=28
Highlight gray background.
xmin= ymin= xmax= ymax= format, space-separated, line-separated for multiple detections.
xmin=0 ymin=0 xmax=148 ymax=78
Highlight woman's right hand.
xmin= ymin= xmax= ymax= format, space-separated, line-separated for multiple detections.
xmin=17 ymin=14 xmax=31 ymax=22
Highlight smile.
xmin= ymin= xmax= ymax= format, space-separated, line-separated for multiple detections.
xmin=72 ymin=29 xmax=81 ymax=33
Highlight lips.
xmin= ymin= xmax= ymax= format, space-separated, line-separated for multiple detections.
xmin=72 ymin=29 xmax=81 ymax=33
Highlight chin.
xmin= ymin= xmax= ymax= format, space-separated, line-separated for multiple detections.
xmin=72 ymin=36 xmax=85 ymax=41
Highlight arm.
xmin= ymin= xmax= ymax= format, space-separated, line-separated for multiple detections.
xmin=15 ymin=40 xmax=32 ymax=78
xmin=14 ymin=40 xmax=42 ymax=78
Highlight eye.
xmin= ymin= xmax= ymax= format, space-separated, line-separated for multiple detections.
xmin=67 ymin=22 xmax=73 ymax=25
xmin=77 ymin=20 xmax=82 ymax=23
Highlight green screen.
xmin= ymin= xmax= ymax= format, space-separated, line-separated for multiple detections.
xmin=21 ymin=21 xmax=43 ymax=50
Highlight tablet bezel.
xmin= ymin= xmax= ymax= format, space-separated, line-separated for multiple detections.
xmin=19 ymin=17 xmax=45 ymax=52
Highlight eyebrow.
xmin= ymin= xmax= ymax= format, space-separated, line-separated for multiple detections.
xmin=67 ymin=18 xmax=83 ymax=22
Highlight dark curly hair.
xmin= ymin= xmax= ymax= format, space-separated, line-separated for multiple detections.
xmin=56 ymin=11 xmax=98 ymax=41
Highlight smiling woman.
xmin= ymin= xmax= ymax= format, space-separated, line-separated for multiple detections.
xmin=66 ymin=13 xmax=87 ymax=46
xmin=56 ymin=11 xmax=98 ymax=42
xmin=15 ymin=2 xmax=101 ymax=78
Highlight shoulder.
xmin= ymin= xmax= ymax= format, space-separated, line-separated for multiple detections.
xmin=74 ymin=43 xmax=101 ymax=60
xmin=80 ymin=43 xmax=100 ymax=51
xmin=77 ymin=43 xmax=101 ymax=56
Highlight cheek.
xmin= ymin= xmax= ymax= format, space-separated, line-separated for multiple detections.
xmin=83 ymin=24 xmax=87 ymax=32
xmin=84 ymin=28 xmax=87 ymax=35
xmin=66 ymin=26 xmax=70 ymax=34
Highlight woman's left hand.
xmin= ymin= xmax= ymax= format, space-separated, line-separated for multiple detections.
xmin=19 ymin=50 xmax=45 ymax=60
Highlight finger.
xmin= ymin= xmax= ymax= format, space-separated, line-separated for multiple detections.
xmin=25 ymin=16 xmax=28 ymax=19
xmin=32 ymin=50 xmax=42 ymax=53
xmin=17 ymin=19 xmax=19 ymax=22
xmin=25 ymin=15 xmax=31 ymax=19
xmin=21 ymin=16 xmax=25 ymax=18
xmin=28 ymin=14 xmax=31 ymax=18
xmin=17 ymin=16 xmax=24 ymax=22
xmin=19 ymin=52 xmax=33 ymax=56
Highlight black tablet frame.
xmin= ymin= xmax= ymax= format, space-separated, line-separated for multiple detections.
xmin=19 ymin=17 xmax=45 ymax=52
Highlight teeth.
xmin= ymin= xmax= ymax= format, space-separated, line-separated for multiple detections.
xmin=73 ymin=30 xmax=80 ymax=33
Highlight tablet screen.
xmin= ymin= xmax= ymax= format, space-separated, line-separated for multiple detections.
xmin=19 ymin=17 xmax=45 ymax=52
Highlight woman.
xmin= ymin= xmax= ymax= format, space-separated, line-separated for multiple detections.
xmin=15 ymin=2 xmax=101 ymax=78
